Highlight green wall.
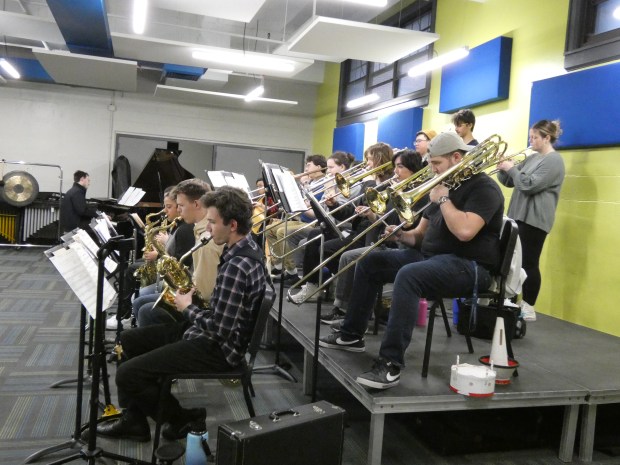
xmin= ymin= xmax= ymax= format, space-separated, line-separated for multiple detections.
xmin=311 ymin=0 xmax=620 ymax=336
xmin=312 ymin=63 xmax=341 ymax=157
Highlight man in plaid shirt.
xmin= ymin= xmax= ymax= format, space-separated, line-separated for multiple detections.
xmin=95 ymin=187 xmax=271 ymax=443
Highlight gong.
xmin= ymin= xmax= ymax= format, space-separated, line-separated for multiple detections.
xmin=1 ymin=171 xmax=39 ymax=207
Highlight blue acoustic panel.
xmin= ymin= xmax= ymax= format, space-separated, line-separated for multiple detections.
xmin=439 ymin=36 xmax=513 ymax=113
xmin=333 ymin=123 xmax=365 ymax=160
xmin=377 ymin=107 xmax=424 ymax=151
xmin=0 ymin=58 xmax=53 ymax=82
xmin=529 ymin=62 xmax=620 ymax=149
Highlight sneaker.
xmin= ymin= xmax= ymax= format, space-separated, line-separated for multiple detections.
xmin=288 ymin=283 xmax=322 ymax=304
xmin=106 ymin=315 xmax=132 ymax=330
xmin=320 ymin=306 xmax=346 ymax=325
xmin=331 ymin=320 xmax=371 ymax=335
xmin=356 ymin=359 xmax=401 ymax=389
xmin=269 ymin=267 xmax=283 ymax=279
xmin=520 ymin=301 xmax=537 ymax=321
xmin=318 ymin=333 xmax=365 ymax=352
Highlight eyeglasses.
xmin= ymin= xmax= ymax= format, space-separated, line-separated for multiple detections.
xmin=414 ymin=138 xmax=429 ymax=144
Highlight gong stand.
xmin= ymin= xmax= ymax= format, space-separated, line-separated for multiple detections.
xmin=0 ymin=159 xmax=63 ymax=248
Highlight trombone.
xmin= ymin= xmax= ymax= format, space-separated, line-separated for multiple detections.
xmin=365 ymin=165 xmax=433 ymax=215
xmin=335 ymin=160 xmax=393 ymax=198
xmin=289 ymin=135 xmax=507 ymax=304
xmin=392 ymin=135 xmax=506 ymax=223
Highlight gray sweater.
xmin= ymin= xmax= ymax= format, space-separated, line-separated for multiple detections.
xmin=497 ymin=150 xmax=565 ymax=233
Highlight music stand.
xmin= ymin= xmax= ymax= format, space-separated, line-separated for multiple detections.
xmin=252 ymin=163 xmax=298 ymax=384
xmin=45 ymin=236 xmax=151 ymax=465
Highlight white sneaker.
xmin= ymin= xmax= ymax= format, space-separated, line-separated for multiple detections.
xmin=106 ymin=315 xmax=132 ymax=329
xmin=520 ymin=302 xmax=537 ymax=321
xmin=288 ymin=283 xmax=321 ymax=304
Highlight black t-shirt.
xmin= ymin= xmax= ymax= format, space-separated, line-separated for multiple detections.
xmin=421 ymin=173 xmax=503 ymax=271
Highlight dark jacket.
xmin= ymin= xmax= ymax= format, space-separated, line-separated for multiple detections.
xmin=59 ymin=183 xmax=98 ymax=232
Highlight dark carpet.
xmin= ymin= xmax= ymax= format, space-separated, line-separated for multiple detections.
xmin=0 ymin=248 xmax=618 ymax=465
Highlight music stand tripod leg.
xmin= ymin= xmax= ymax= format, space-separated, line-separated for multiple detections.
xmin=23 ymin=304 xmax=90 ymax=464
xmin=253 ymin=272 xmax=297 ymax=383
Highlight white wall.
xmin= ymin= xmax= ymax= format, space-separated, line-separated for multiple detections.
xmin=0 ymin=83 xmax=315 ymax=197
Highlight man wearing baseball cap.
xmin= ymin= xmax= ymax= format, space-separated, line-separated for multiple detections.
xmin=319 ymin=132 xmax=504 ymax=389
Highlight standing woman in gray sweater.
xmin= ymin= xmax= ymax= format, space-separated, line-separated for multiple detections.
xmin=496 ymin=120 xmax=565 ymax=321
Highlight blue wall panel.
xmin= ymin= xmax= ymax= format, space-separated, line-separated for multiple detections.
xmin=440 ymin=36 xmax=512 ymax=113
xmin=333 ymin=124 xmax=365 ymax=160
xmin=529 ymin=62 xmax=620 ymax=148
xmin=377 ymin=107 xmax=424 ymax=150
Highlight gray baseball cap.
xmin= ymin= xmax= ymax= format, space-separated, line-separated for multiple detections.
xmin=427 ymin=132 xmax=473 ymax=158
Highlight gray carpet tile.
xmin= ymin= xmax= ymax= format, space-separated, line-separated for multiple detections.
xmin=1 ymin=248 xmax=619 ymax=465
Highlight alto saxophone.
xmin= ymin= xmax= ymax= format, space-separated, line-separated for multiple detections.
xmin=153 ymin=236 xmax=212 ymax=313
xmin=134 ymin=209 xmax=166 ymax=287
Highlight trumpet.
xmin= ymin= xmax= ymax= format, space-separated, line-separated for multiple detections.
xmin=487 ymin=146 xmax=533 ymax=175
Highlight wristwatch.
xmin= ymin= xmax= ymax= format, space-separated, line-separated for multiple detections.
xmin=437 ymin=195 xmax=450 ymax=205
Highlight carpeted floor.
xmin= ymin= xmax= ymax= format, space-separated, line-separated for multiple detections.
xmin=1 ymin=247 xmax=619 ymax=465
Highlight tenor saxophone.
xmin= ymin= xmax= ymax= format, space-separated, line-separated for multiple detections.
xmin=134 ymin=209 xmax=165 ymax=287
xmin=153 ymin=236 xmax=212 ymax=313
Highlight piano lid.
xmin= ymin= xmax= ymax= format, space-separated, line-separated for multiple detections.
xmin=132 ymin=148 xmax=195 ymax=203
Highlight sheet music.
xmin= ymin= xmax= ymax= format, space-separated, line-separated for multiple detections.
xmin=92 ymin=218 xmax=112 ymax=244
xmin=47 ymin=242 xmax=117 ymax=319
xmin=207 ymin=171 xmax=251 ymax=196
xmin=273 ymin=170 xmax=307 ymax=213
xmin=118 ymin=186 xmax=145 ymax=206
xmin=72 ymin=229 xmax=118 ymax=273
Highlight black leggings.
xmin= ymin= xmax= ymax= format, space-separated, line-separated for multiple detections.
xmin=517 ymin=221 xmax=548 ymax=305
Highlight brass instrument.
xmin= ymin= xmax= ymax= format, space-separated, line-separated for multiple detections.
xmin=335 ymin=161 xmax=393 ymax=198
xmin=288 ymin=135 xmax=507 ymax=305
xmin=154 ymin=236 xmax=212 ymax=313
xmin=366 ymin=165 xmax=434 ymax=215
xmin=134 ymin=209 xmax=165 ymax=287
xmin=392 ymin=135 xmax=506 ymax=223
xmin=487 ymin=146 xmax=533 ymax=175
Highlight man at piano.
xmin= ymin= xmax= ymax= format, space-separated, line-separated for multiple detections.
xmin=59 ymin=170 xmax=99 ymax=233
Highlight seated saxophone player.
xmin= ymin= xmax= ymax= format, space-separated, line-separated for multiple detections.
xmin=136 ymin=179 xmax=224 ymax=327
xmin=93 ymin=186 xmax=272 ymax=443
xmin=126 ymin=185 xmax=196 ymax=327
xmin=319 ymin=132 xmax=504 ymax=390
xmin=265 ymin=154 xmax=327 ymax=283
xmin=320 ymin=149 xmax=425 ymax=325
xmin=289 ymin=143 xmax=394 ymax=304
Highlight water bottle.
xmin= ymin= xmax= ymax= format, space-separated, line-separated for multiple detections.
xmin=416 ymin=298 xmax=428 ymax=327
xmin=452 ymin=298 xmax=459 ymax=325
xmin=185 ymin=430 xmax=210 ymax=465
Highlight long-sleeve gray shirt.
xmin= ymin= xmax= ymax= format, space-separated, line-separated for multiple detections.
xmin=497 ymin=150 xmax=565 ymax=233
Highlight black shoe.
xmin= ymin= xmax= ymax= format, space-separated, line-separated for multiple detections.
xmin=320 ymin=307 xmax=346 ymax=325
xmin=94 ymin=413 xmax=151 ymax=442
xmin=356 ymin=359 xmax=400 ymax=389
xmin=318 ymin=333 xmax=365 ymax=352
xmin=331 ymin=320 xmax=371 ymax=335
xmin=162 ymin=408 xmax=207 ymax=441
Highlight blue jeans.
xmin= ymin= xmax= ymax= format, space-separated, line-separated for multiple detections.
xmin=342 ymin=252 xmax=492 ymax=367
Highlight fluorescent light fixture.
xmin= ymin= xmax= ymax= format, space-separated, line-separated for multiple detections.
xmin=156 ymin=85 xmax=298 ymax=105
xmin=0 ymin=58 xmax=21 ymax=79
xmin=343 ymin=0 xmax=388 ymax=6
xmin=614 ymin=6 xmax=620 ymax=20
xmin=407 ymin=46 xmax=470 ymax=77
xmin=346 ymin=93 xmax=379 ymax=109
xmin=192 ymin=50 xmax=296 ymax=73
xmin=245 ymin=84 xmax=265 ymax=102
xmin=133 ymin=0 xmax=148 ymax=34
